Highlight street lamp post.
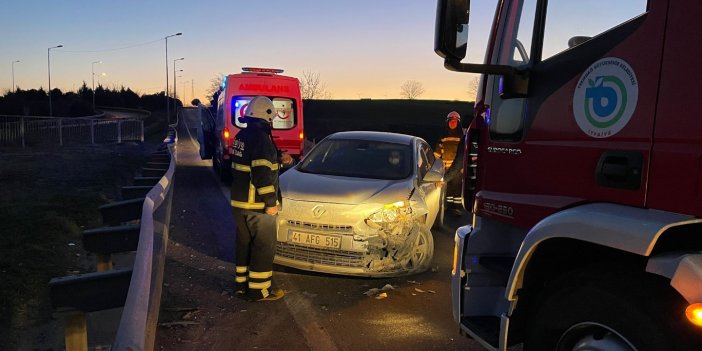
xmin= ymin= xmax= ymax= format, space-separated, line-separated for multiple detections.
xmin=48 ymin=44 xmax=63 ymax=117
xmin=173 ymin=57 xmax=184 ymax=116
xmin=165 ymin=32 xmax=182 ymax=124
xmin=11 ymin=60 xmax=20 ymax=93
xmin=91 ymin=60 xmax=102 ymax=112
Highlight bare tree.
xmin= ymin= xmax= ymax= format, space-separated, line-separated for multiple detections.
xmin=300 ymin=70 xmax=331 ymax=99
xmin=400 ymin=80 xmax=425 ymax=100
xmin=207 ymin=73 xmax=226 ymax=101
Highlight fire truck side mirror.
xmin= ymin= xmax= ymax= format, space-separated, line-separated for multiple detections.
xmin=434 ymin=0 xmax=470 ymax=61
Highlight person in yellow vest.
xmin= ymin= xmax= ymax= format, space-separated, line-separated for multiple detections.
xmin=435 ymin=111 xmax=465 ymax=216
xmin=230 ymin=96 xmax=287 ymax=301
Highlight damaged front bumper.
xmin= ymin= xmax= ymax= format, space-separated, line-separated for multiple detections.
xmin=275 ymin=200 xmax=434 ymax=277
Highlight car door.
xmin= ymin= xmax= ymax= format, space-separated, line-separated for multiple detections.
xmin=416 ymin=140 xmax=443 ymax=227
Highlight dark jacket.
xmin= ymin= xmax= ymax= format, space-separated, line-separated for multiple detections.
xmin=230 ymin=118 xmax=280 ymax=212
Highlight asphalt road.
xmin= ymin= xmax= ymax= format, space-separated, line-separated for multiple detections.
xmin=155 ymin=109 xmax=484 ymax=351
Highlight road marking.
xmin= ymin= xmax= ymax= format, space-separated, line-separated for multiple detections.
xmin=180 ymin=110 xmax=200 ymax=150
xmin=276 ymin=274 xmax=339 ymax=351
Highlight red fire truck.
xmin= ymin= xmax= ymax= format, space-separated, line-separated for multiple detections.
xmin=435 ymin=0 xmax=702 ymax=350
xmin=212 ymin=67 xmax=304 ymax=181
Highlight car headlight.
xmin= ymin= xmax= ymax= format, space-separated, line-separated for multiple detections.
xmin=366 ymin=201 xmax=412 ymax=225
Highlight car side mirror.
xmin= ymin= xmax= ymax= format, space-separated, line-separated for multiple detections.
xmin=423 ymin=159 xmax=445 ymax=182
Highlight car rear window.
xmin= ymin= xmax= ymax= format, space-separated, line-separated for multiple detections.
xmin=298 ymin=139 xmax=412 ymax=180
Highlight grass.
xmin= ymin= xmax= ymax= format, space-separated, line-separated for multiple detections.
xmin=0 ymin=113 xmax=164 ymax=347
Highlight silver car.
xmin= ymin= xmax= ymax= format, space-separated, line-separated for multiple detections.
xmin=275 ymin=131 xmax=444 ymax=277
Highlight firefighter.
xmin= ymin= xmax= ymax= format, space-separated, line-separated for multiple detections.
xmin=231 ymin=96 xmax=285 ymax=301
xmin=434 ymin=111 xmax=464 ymax=215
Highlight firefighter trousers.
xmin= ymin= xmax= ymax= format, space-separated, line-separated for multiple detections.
xmin=233 ymin=209 xmax=277 ymax=299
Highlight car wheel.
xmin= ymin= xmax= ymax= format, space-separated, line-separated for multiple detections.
xmin=403 ymin=225 xmax=434 ymax=274
xmin=524 ymin=269 xmax=701 ymax=351
xmin=214 ymin=145 xmax=232 ymax=183
xmin=432 ymin=186 xmax=446 ymax=230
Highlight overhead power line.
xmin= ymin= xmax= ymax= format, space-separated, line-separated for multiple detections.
xmin=55 ymin=38 xmax=164 ymax=53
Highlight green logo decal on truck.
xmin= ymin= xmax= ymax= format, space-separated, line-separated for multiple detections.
xmin=573 ymin=58 xmax=638 ymax=138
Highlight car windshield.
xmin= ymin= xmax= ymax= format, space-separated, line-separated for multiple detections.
xmin=298 ymin=138 xmax=412 ymax=180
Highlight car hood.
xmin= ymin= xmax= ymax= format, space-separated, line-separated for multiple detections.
xmin=280 ymin=168 xmax=413 ymax=205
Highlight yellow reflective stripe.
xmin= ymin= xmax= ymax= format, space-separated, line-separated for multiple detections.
xmin=235 ymin=266 xmax=248 ymax=273
xmin=233 ymin=163 xmax=251 ymax=172
xmin=257 ymin=185 xmax=275 ymax=195
xmin=231 ymin=200 xmax=265 ymax=210
xmin=248 ymin=281 xmax=272 ymax=290
xmin=249 ymin=271 xmax=273 ymax=279
xmin=248 ymin=183 xmax=256 ymax=203
xmin=235 ymin=276 xmax=247 ymax=283
xmin=251 ymin=159 xmax=279 ymax=170
xmin=442 ymin=137 xmax=461 ymax=142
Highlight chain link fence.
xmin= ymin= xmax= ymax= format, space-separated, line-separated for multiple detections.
xmin=0 ymin=115 xmax=144 ymax=148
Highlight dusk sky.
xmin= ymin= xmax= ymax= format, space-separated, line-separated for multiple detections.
xmin=0 ymin=0 xmax=499 ymax=102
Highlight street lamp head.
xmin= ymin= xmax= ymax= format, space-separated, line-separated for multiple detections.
xmin=14 ymin=60 xmax=20 ymax=63
xmin=176 ymin=32 xmax=182 ymax=36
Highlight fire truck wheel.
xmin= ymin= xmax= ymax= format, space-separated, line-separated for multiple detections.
xmin=524 ymin=269 xmax=700 ymax=351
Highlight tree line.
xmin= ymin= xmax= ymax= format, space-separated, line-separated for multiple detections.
xmin=0 ymin=83 xmax=180 ymax=117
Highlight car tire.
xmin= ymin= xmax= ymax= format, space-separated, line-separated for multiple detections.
xmin=404 ymin=225 xmax=434 ymax=274
xmin=432 ymin=186 xmax=446 ymax=230
xmin=214 ymin=144 xmax=232 ymax=183
xmin=524 ymin=269 xmax=701 ymax=351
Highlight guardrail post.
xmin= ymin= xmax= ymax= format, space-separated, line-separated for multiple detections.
xmin=64 ymin=311 xmax=88 ymax=351
xmin=90 ymin=119 xmax=95 ymax=145
xmin=117 ymin=120 xmax=122 ymax=144
xmin=140 ymin=120 xmax=144 ymax=142
xmin=20 ymin=117 xmax=25 ymax=148
xmin=96 ymin=254 xmax=113 ymax=271
xmin=59 ymin=118 xmax=63 ymax=146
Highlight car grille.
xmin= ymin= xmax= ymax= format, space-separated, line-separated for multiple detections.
xmin=286 ymin=220 xmax=353 ymax=234
xmin=276 ymin=242 xmax=366 ymax=268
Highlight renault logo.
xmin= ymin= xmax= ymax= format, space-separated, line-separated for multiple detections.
xmin=311 ymin=205 xmax=326 ymax=218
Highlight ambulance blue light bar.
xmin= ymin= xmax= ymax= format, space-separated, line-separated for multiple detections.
xmin=242 ymin=67 xmax=284 ymax=74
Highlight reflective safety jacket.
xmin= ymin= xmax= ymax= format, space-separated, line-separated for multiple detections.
xmin=434 ymin=135 xmax=462 ymax=169
xmin=230 ymin=119 xmax=280 ymax=212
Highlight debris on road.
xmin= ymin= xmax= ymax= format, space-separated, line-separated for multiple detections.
xmin=414 ymin=287 xmax=437 ymax=294
xmin=375 ymin=293 xmax=388 ymax=300
xmin=364 ymin=283 xmax=396 ymax=297
xmin=431 ymin=266 xmax=440 ymax=273
xmin=406 ymin=280 xmax=420 ymax=285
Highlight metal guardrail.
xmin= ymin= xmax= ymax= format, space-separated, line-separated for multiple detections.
xmin=0 ymin=114 xmax=144 ymax=148
xmin=49 ymin=123 xmax=177 ymax=351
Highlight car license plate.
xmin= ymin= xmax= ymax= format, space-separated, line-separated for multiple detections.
xmin=289 ymin=231 xmax=341 ymax=249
